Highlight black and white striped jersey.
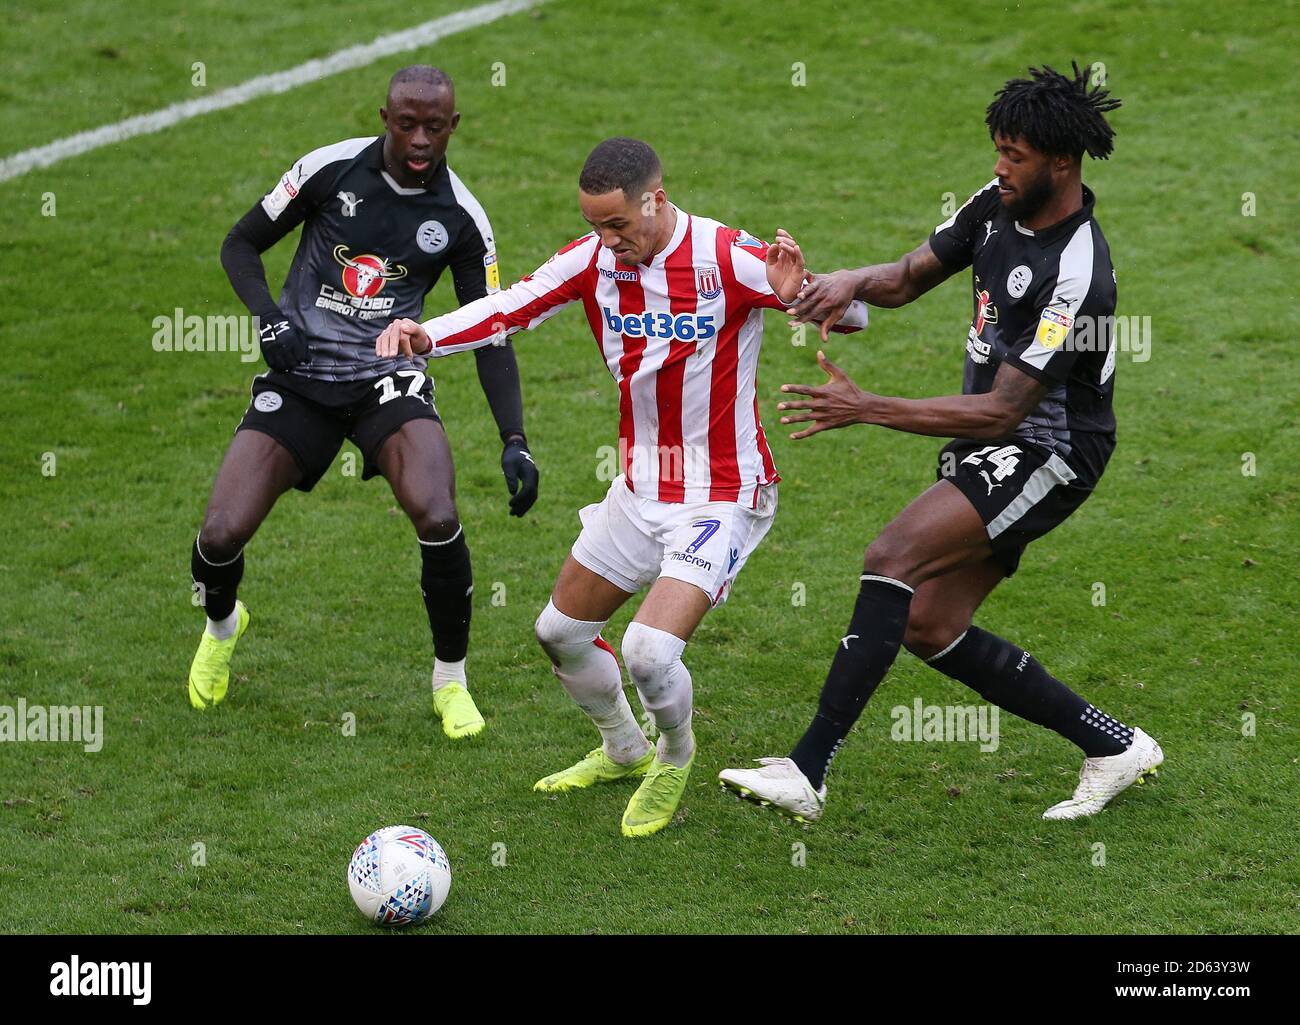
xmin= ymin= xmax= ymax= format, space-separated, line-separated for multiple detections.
xmin=929 ymin=180 xmax=1117 ymax=481
xmin=258 ymin=135 xmax=500 ymax=382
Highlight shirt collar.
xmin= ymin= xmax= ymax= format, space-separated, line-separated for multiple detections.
xmin=1018 ymin=184 xmax=1097 ymax=244
xmin=367 ymin=135 xmax=447 ymax=193
xmin=642 ymin=203 xmax=688 ymax=268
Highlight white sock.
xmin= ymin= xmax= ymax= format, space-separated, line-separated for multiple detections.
xmin=535 ymin=600 xmax=649 ymax=763
xmin=205 ymin=607 xmax=240 ymax=641
xmin=622 ymin=622 xmax=694 ymax=767
xmin=431 ymin=658 xmax=467 ymax=692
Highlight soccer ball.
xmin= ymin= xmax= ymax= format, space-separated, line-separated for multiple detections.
xmin=347 ymin=825 xmax=452 ymax=926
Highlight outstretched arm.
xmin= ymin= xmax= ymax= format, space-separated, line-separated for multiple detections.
xmin=778 ymin=351 xmax=1046 ymax=441
xmin=786 ymin=241 xmax=956 ymax=342
xmin=746 ymin=229 xmax=869 ymax=333
xmin=377 ymin=235 xmax=597 ymax=360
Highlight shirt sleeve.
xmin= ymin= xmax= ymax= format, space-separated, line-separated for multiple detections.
xmin=928 ymin=179 xmax=1000 ymax=272
xmin=420 ymin=233 xmax=599 ymax=357
xmin=220 ymin=202 xmax=297 ymax=318
xmin=220 ymin=140 xmax=367 ymax=318
xmin=728 ymin=230 xmax=868 ymax=333
xmin=1003 ymin=222 xmax=1100 ymax=385
xmin=257 ymin=138 xmax=366 ymax=225
xmin=442 ymin=196 xmax=525 ymax=438
xmin=445 ymin=169 xmax=501 ymax=306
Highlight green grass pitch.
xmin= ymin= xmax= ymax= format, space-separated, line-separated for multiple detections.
xmin=1 ymin=0 xmax=1297 ymax=933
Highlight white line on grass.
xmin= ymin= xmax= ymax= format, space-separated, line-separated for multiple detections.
xmin=0 ymin=0 xmax=545 ymax=184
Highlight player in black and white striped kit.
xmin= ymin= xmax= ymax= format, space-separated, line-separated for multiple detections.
xmin=187 ymin=66 xmax=537 ymax=740
xmin=721 ymin=63 xmax=1164 ymax=822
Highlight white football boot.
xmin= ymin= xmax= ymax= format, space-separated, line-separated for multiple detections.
xmin=1042 ymin=727 xmax=1164 ymax=820
xmin=719 ymin=757 xmax=827 ymax=823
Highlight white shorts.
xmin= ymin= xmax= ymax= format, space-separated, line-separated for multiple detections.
xmin=571 ymin=475 xmax=778 ymax=607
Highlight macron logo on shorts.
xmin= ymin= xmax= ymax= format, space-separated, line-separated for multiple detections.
xmin=668 ymin=551 xmax=713 ymax=571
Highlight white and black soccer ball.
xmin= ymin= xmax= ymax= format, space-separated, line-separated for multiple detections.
xmin=347 ymin=825 xmax=452 ymax=926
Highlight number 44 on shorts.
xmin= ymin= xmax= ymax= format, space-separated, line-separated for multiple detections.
xmin=962 ymin=444 xmax=1021 ymax=495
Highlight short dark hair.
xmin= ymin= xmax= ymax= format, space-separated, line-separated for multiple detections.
xmin=387 ymin=65 xmax=453 ymax=100
xmin=579 ymin=137 xmax=662 ymax=198
xmin=986 ymin=62 xmax=1121 ymax=160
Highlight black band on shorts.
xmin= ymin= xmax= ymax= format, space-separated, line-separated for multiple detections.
xmin=235 ymin=371 xmax=441 ymax=491
xmin=936 ymin=438 xmax=1096 ymax=576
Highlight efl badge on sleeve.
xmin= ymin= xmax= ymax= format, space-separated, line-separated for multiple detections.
xmin=261 ymin=172 xmax=298 ymax=221
xmin=484 ymin=251 xmax=500 ymax=293
xmin=1035 ymin=305 xmax=1074 ymax=350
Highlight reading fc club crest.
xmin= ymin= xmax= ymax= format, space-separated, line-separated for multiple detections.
xmin=416 ymin=220 xmax=449 ymax=254
xmin=1007 ymin=264 xmax=1033 ymax=298
xmin=697 ymin=267 xmax=722 ymax=300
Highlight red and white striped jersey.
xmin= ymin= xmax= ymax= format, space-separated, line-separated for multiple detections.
xmin=419 ymin=205 xmax=868 ymax=505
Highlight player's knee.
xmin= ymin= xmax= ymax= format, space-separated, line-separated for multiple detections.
xmin=863 ymin=532 xmax=917 ymax=581
xmin=621 ymin=626 xmax=671 ymax=695
xmin=534 ymin=600 xmax=598 ymax=659
xmin=198 ymin=513 xmax=250 ymax=563
xmin=412 ymin=504 xmax=460 ymax=544
xmin=534 ymin=604 xmax=561 ymax=650
xmin=621 ymin=623 xmax=687 ymax=703
xmin=903 ymin=613 xmax=968 ymax=661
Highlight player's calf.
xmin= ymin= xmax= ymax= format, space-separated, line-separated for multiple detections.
xmin=923 ymin=626 xmax=1164 ymax=818
xmin=622 ymin=622 xmax=694 ymax=768
xmin=616 ymin=623 xmax=695 ymax=837
xmin=191 ymin=533 xmax=246 ymax=629
xmin=534 ymin=600 xmax=648 ymax=764
xmin=927 ymin=627 xmax=1136 ymax=758
xmin=419 ymin=526 xmax=481 ymax=737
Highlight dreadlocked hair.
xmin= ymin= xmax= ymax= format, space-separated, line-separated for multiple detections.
xmin=986 ymin=61 xmax=1122 ymax=160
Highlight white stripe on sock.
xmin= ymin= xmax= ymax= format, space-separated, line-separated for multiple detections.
xmin=860 ymin=574 xmax=914 ymax=594
xmin=195 ymin=534 xmax=243 ymax=567
xmin=418 ymin=525 xmax=463 ymax=546
xmin=924 ymin=630 xmax=969 ymax=663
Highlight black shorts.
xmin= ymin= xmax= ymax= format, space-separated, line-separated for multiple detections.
xmin=236 ymin=369 xmax=440 ymax=491
xmin=936 ymin=437 xmax=1110 ymax=576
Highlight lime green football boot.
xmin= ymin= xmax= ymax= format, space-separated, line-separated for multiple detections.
xmin=187 ymin=601 xmax=250 ymax=710
xmin=621 ymin=752 xmax=694 ymax=837
xmin=432 ymin=683 xmax=485 ymax=739
xmin=533 ymin=746 xmax=654 ymax=793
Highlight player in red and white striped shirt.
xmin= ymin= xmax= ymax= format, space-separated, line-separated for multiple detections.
xmin=378 ymin=138 xmax=866 ymax=836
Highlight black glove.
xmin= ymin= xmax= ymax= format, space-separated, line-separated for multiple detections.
xmin=501 ymin=436 xmax=539 ymax=517
xmin=257 ymin=314 xmax=311 ymax=371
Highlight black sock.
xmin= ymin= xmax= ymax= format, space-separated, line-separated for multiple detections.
xmin=790 ymin=575 xmax=914 ymax=789
xmin=419 ymin=527 xmax=473 ymax=663
xmin=191 ymin=537 xmax=244 ymax=621
xmin=926 ymin=626 xmax=1133 ymax=757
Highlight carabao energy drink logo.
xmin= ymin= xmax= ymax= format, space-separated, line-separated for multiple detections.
xmin=334 ymin=245 xmax=408 ymax=299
